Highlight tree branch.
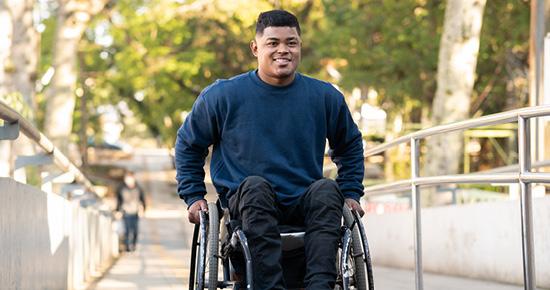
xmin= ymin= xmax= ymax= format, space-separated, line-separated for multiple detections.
xmin=470 ymin=62 xmax=503 ymax=116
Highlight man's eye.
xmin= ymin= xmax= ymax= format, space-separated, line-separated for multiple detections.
xmin=288 ymin=41 xmax=298 ymax=46
xmin=267 ymin=42 xmax=277 ymax=47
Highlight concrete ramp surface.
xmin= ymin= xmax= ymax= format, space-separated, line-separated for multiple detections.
xmin=90 ymin=150 xmax=533 ymax=290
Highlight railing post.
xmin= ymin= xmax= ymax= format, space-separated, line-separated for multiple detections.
xmin=0 ymin=120 xmax=20 ymax=140
xmin=518 ymin=116 xmax=536 ymax=290
xmin=410 ymin=137 xmax=423 ymax=290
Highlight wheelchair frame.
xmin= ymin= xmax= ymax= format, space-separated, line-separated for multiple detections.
xmin=189 ymin=202 xmax=374 ymax=290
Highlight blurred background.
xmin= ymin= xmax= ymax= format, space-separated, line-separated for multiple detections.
xmin=1 ymin=1 xmax=550 ymax=289
xmin=1 ymin=0 xmax=545 ymax=205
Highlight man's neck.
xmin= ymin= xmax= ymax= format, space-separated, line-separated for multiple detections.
xmin=257 ymin=70 xmax=295 ymax=87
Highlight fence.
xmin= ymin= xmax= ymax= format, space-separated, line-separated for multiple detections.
xmin=0 ymin=100 xmax=119 ymax=290
xmin=363 ymin=105 xmax=550 ymax=290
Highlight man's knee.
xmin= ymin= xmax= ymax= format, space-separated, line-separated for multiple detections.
xmin=241 ymin=175 xmax=270 ymax=189
xmin=306 ymin=179 xmax=344 ymax=206
xmin=236 ymin=176 xmax=276 ymax=206
xmin=312 ymin=179 xmax=339 ymax=190
xmin=240 ymin=176 xmax=273 ymax=195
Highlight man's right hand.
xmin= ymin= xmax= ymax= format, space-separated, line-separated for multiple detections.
xmin=188 ymin=199 xmax=208 ymax=224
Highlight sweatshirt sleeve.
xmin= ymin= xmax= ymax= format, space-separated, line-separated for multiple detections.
xmin=175 ymin=84 xmax=221 ymax=207
xmin=326 ymin=88 xmax=365 ymax=201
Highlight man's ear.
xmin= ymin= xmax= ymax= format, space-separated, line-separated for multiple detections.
xmin=250 ymin=40 xmax=258 ymax=57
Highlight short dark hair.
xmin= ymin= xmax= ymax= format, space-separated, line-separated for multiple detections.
xmin=255 ymin=10 xmax=301 ymax=36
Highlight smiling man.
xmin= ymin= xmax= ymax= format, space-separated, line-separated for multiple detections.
xmin=175 ymin=10 xmax=365 ymax=290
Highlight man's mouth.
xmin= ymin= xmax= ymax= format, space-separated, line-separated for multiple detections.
xmin=274 ymin=58 xmax=291 ymax=65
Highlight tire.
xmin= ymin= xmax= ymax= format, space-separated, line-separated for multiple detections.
xmin=189 ymin=203 xmax=220 ymax=290
xmin=343 ymin=206 xmax=368 ymax=290
xmin=206 ymin=203 xmax=220 ymax=290
xmin=189 ymin=224 xmax=199 ymax=290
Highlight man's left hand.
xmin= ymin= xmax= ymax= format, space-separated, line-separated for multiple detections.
xmin=345 ymin=198 xmax=365 ymax=217
xmin=114 ymin=211 xmax=123 ymax=219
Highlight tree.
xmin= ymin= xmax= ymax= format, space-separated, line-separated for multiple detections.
xmin=425 ymin=0 xmax=487 ymax=179
xmin=312 ymin=0 xmax=445 ymax=124
xmin=0 ymin=0 xmax=14 ymax=177
xmin=0 ymin=0 xmax=39 ymax=179
xmin=43 ymin=0 xmax=110 ymax=152
xmin=76 ymin=0 xmax=528 ymax=157
xmin=81 ymin=0 xmax=277 ymax=145
xmin=7 ymin=0 xmax=38 ymax=111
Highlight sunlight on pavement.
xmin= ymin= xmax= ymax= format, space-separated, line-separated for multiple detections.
xmin=91 ymin=150 xmax=193 ymax=290
xmin=145 ymin=209 xmax=185 ymax=220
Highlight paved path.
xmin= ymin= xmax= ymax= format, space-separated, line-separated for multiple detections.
xmin=374 ymin=267 xmax=524 ymax=290
xmin=91 ymin=149 xmax=529 ymax=290
xmin=91 ymin=149 xmax=193 ymax=290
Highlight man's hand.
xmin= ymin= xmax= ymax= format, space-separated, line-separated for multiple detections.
xmin=188 ymin=199 xmax=208 ymax=224
xmin=345 ymin=198 xmax=365 ymax=217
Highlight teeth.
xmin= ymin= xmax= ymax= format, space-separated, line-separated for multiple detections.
xmin=275 ymin=59 xmax=290 ymax=63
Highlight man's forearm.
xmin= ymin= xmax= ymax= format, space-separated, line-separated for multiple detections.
xmin=175 ymin=132 xmax=210 ymax=207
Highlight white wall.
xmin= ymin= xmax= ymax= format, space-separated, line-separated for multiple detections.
xmin=0 ymin=178 xmax=118 ymax=290
xmin=365 ymin=195 xmax=550 ymax=288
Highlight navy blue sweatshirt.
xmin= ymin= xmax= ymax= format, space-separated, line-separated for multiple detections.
xmin=175 ymin=70 xmax=364 ymax=207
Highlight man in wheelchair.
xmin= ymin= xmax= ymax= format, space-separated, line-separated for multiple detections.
xmin=175 ymin=9 xmax=365 ymax=290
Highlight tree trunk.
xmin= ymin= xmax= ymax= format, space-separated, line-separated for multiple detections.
xmin=10 ymin=0 xmax=39 ymax=183
xmin=0 ymin=2 xmax=12 ymax=98
xmin=425 ymin=0 xmax=487 ymax=183
xmin=9 ymin=0 xmax=38 ymax=112
xmin=79 ymin=78 xmax=89 ymax=167
xmin=0 ymin=0 xmax=38 ymax=179
xmin=43 ymin=0 xmax=108 ymax=152
xmin=0 ymin=2 xmax=13 ymax=177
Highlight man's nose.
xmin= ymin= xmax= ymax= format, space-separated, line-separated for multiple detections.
xmin=276 ymin=43 xmax=290 ymax=53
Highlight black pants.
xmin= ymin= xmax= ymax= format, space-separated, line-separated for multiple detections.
xmin=123 ymin=214 xmax=139 ymax=251
xmin=229 ymin=176 xmax=344 ymax=290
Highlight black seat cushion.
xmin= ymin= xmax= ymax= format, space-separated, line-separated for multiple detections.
xmin=278 ymin=224 xmax=305 ymax=233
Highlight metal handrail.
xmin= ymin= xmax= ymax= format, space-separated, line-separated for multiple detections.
xmin=364 ymin=105 xmax=550 ymax=156
xmin=365 ymin=161 xmax=550 ymax=196
xmin=363 ymin=105 xmax=550 ymax=290
xmin=0 ymin=100 xmax=93 ymax=190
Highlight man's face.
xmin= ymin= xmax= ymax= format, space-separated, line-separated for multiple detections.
xmin=251 ymin=26 xmax=301 ymax=86
xmin=124 ymin=175 xmax=136 ymax=188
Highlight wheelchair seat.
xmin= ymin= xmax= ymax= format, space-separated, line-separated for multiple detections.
xmin=279 ymin=224 xmax=305 ymax=252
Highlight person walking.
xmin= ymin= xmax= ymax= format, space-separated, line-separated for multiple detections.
xmin=116 ymin=170 xmax=146 ymax=252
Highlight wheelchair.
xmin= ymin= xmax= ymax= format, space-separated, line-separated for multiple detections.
xmin=189 ymin=201 xmax=374 ymax=290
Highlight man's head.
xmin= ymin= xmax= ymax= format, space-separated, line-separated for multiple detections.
xmin=255 ymin=9 xmax=301 ymax=36
xmin=251 ymin=10 xmax=301 ymax=86
xmin=124 ymin=170 xmax=136 ymax=188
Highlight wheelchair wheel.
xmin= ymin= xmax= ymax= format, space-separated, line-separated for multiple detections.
xmin=342 ymin=206 xmax=368 ymax=290
xmin=206 ymin=203 xmax=220 ymax=289
xmin=189 ymin=203 xmax=220 ymax=290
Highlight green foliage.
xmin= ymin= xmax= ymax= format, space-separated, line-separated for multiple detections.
xmin=314 ymin=0 xmax=445 ymax=121
xmin=82 ymin=0 xmax=276 ymax=144
xmin=473 ymin=0 xmax=530 ymax=114
xmin=35 ymin=9 xmax=57 ymax=130
xmin=0 ymin=92 xmax=33 ymax=120
xmin=77 ymin=0 xmax=530 ymax=145
xmin=312 ymin=0 xmax=529 ymax=121
xmin=38 ymin=16 xmax=56 ymax=77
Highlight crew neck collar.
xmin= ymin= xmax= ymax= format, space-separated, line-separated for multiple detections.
xmin=250 ymin=70 xmax=301 ymax=90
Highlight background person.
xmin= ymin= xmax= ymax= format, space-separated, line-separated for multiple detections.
xmin=116 ymin=170 xmax=146 ymax=252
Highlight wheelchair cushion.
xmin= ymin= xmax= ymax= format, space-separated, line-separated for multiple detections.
xmin=280 ymin=232 xmax=305 ymax=251
xmin=279 ymin=224 xmax=305 ymax=252
xmin=225 ymin=221 xmax=306 ymax=251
